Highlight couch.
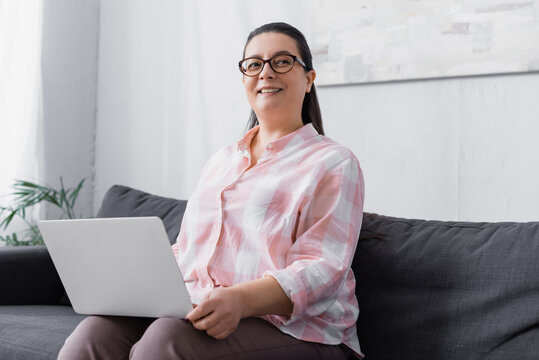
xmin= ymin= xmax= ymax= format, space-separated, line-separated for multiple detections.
xmin=1 ymin=184 xmax=538 ymax=359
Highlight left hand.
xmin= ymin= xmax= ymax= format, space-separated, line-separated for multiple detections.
xmin=185 ymin=286 xmax=244 ymax=340
xmin=171 ymin=243 xmax=179 ymax=259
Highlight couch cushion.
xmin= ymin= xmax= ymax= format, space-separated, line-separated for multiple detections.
xmin=0 ymin=246 xmax=65 ymax=306
xmin=353 ymin=213 xmax=539 ymax=360
xmin=96 ymin=185 xmax=188 ymax=244
xmin=0 ymin=305 xmax=86 ymax=360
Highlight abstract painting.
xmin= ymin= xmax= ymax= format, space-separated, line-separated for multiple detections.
xmin=311 ymin=0 xmax=539 ymax=85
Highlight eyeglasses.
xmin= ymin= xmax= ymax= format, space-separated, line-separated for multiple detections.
xmin=238 ymin=54 xmax=307 ymax=77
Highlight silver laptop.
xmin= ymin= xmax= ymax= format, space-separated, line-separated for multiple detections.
xmin=38 ymin=217 xmax=192 ymax=318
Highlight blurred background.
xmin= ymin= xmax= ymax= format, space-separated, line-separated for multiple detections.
xmin=1 ymin=0 xmax=538 ymax=229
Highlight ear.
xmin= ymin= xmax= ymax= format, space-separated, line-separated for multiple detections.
xmin=305 ymin=70 xmax=316 ymax=93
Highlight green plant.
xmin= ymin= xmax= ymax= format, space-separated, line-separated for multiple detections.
xmin=0 ymin=177 xmax=85 ymax=246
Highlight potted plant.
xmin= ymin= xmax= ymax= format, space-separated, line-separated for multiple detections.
xmin=0 ymin=177 xmax=85 ymax=246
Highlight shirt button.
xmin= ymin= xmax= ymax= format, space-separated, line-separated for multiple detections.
xmin=267 ymin=144 xmax=273 ymax=150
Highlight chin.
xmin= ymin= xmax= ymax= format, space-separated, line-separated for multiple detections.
xmin=254 ymin=103 xmax=286 ymax=116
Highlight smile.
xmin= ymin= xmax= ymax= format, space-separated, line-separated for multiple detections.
xmin=258 ymin=88 xmax=282 ymax=94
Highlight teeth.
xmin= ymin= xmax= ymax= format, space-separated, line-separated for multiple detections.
xmin=260 ymin=88 xmax=281 ymax=93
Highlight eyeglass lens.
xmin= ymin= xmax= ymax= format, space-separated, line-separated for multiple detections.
xmin=241 ymin=55 xmax=295 ymax=76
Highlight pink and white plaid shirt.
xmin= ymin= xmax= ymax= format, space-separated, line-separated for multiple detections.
xmin=175 ymin=123 xmax=365 ymax=357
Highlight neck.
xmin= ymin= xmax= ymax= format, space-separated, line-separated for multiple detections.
xmin=255 ymin=114 xmax=303 ymax=146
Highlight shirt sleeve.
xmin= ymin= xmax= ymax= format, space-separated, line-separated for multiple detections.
xmin=264 ymin=154 xmax=365 ymax=324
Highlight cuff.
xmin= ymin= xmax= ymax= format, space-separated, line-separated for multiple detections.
xmin=263 ymin=269 xmax=308 ymax=325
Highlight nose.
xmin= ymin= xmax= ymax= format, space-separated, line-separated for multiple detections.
xmin=258 ymin=61 xmax=276 ymax=79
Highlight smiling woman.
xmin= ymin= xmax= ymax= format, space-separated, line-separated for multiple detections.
xmin=242 ymin=23 xmax=324 ymax=138
xmin=58 ymin=22 xmax=365 ymax=360
xmin=242 ymin=32 xmax=315 ymax=139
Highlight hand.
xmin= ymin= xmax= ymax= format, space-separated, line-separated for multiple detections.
xmin=171 ymin=243 xmax=179 ymax=259
xmin=185 ymin=286 xmax=244 ymax=340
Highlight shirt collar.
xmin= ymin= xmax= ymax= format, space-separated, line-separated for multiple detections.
xmin=237 ymin=123 xmax=318 ymax=155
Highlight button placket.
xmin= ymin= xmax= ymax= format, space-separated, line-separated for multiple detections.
xmin=207 ymin=164 xmax=246 ymax=287
xmin=202 ymin=190 xmax=226 ymax=285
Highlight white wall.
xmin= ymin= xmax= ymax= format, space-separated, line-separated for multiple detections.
xmin=319 ymin=73 xmax=539 ymax=221
xmin=94 ymin=0 xmax=539 ymax=222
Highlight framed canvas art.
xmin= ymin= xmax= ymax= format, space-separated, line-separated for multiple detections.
xmin=311 ymin=0 xmax=539 ymax=85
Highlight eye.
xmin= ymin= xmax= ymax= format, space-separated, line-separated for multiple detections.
xmin=243 ymin=59 xmax=262 ymax=70
xmin=272 ymin=55 xmax=293 ymax=68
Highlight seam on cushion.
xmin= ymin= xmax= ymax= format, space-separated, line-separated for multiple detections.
xmin=208 ymin=342 xmax=320 ymax=360
xmin=364 ymin=214 xmax=536 ymax=230
xmin=0 ymin=340 xmax=56 ymax=359
xmin=364 ymin=218 xmax=494 ymax=231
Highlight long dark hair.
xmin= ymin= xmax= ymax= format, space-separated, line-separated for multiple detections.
xmin=242 ymin=22 xmax=324 ymax=135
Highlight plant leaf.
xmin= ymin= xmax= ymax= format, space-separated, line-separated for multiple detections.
xmin=69 ymin=178 xmax=85 ymax=208
xmin=43 ymin=192 xmax=61 ymax=208
xmin=0 ymin=210 xmax=17 ymax=229
xmin=59 ymin=177 xmax=69 ymax=212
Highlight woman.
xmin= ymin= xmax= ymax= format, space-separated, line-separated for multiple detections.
xmin=59 ymin=22 xmax=365 ymax=360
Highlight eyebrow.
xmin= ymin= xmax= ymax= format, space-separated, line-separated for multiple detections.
xmin=244 ymin=50 xmax=294 ymax=59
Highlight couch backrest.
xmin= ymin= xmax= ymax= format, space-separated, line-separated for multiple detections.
xmin=98 ymin=185 xmax=539 ymax=359
xmin=354 ymin=213 xmax=539 ymax=359
xmin=97 ymin=185 xmax=187 ymax=245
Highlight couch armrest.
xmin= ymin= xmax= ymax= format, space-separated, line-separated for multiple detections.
xmin=0 ymin=246 xmax=65 ymax=305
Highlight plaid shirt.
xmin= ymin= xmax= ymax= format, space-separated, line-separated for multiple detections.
xmin=175 ymin=123 xmax=365 ymax=357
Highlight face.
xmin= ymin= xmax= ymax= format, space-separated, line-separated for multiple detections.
xmin=242 ymin=32 xmax=315 ymax=123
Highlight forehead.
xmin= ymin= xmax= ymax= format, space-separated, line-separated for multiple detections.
xmin=244 ymin=32 xmax=300 ymax=58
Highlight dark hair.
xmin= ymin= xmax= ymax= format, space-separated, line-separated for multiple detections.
xmin=242 ymin=22 xmax=324 ymax=136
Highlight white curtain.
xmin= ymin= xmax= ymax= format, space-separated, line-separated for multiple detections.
xmin=0 ymin=0 xmax=43 ymax=235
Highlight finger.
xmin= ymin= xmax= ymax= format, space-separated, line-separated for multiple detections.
xmin=204 ymin=313 xmax=238 ymax=338
xmin=211 ymin=327 xmax=233 ymax=340
xmin=185 ymin=302 xmax=203 ymax=320
xmin=186 ymin=304 xmax=207 ymax=322
xmin=185 ymin=304 xmax=197 ymax=320
xmin=192 ymin=311 xmax=219 ymax=331
xmin=186 ymin=298 xmax=213 ymax=322
xmin=203 ymin=316 xmax=228 ymax=337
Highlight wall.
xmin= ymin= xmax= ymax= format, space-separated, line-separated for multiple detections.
xmin=319 ymin=73 xmax=539 ymax=221
xmin=41 ymin=0 xmax=99 ymax=219
xmin=94 ymin=0 xmax=539 ymax=222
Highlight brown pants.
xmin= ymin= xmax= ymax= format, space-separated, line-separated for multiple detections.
xmin=58 ymin=315 xmax=351 ymax=360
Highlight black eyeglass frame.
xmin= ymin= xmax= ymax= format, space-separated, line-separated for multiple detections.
xmin=238 ymin=54 xmax=309 ymax=76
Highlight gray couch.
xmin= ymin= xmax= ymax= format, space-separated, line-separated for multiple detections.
xmin=1 ymin=185 xmax=538 ymax=359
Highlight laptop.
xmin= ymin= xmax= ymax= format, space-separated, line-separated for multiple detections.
xmin=38 ymin=217 xmax=192 ymax=318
